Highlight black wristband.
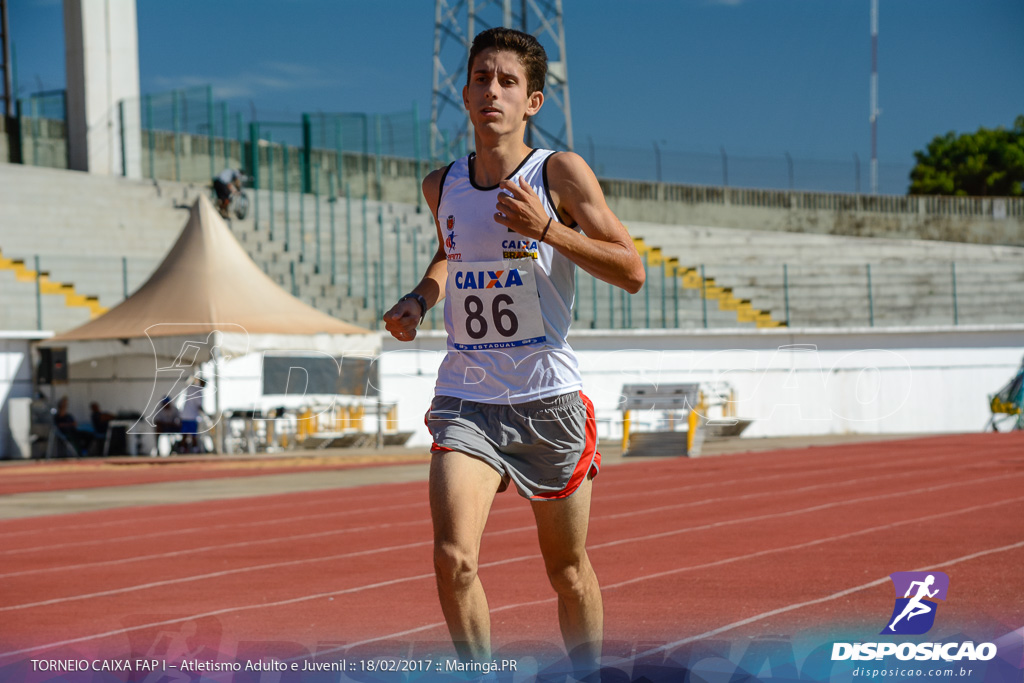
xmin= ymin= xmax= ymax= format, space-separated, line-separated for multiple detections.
xmin=539 ymin=216 xmax=553 ymax=243
xmin=399 ymin=292 xmax=427 ymax=323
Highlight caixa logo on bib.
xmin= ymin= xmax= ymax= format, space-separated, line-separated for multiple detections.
xmin=881 ymin=571 xmax=949 ymax=635
xmin=454 ymin=269 xmax=525 ymax=290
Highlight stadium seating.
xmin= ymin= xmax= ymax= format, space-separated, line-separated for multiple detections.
xmin=2 ymin=162 xmax=1023 ymax=334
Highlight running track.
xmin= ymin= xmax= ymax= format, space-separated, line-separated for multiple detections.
xmin=1 ymin=433 xmax=1022 ymax=670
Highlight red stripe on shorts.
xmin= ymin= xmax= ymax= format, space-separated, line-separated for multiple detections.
xmin=530 ymin=391 xmax=601 ymax=501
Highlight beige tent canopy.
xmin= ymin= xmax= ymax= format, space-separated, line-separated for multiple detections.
xmin=44 ymin=194 xmax=380 ymax=364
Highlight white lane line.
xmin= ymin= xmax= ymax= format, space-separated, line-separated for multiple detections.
xmin=0 ymin=450 xmax=958 ymax=579
xmin=631 ymin=538 xmax=1024 ymax=659
xmin=2 ymin=449 xmax=1005 ymax=604
xmin=0 ymin=517 xmax=429 ymax=581
xmin=587 ymin=471 xmax=1024 ymax=552
xmin=2 ymin=466 xmax=1019 ymax=629
xmin=0 ymin=444 xmax=953 ymax=545
xmin=0 ymin=476 xmax=427 ymax=539
xmin=343 ymin=495 xmax=1024 ymax=649
xmin=593 ymin=440 xmax=933 ymax=486
xmin=0 ymin=448 xmax=967 ymax=558
xmin=0 ymin=569 xmax=434 ymax=660
xmin=0 ymin=499 xmax=426 ymax=557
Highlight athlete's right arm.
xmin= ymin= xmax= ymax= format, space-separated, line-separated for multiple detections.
xmin=382 ymin=168 xmax=449 ymax=342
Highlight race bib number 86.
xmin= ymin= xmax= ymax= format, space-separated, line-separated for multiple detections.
xmin=448 ymin=259 xmax=547 ymax=351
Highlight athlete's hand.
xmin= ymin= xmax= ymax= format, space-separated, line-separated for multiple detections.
xmin=383 ymin=299 xmax=421 ymax=342
xmin=495 ymin=177 xmax=551 ymax=241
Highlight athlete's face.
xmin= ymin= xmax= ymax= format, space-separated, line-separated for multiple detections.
xmin=463 ymin=48 xmax=543 ymax=137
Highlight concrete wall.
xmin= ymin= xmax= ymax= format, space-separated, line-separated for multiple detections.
xmin=7 ymin=324 xmax=1020 ymax=457
xmin=63 ymin=0 xmax=142 ymax=177
xmin=17 ymin=118 xmax=68 ymax=169
xmin=377 ymin=326 xmax=1024 ymax=448
xmin=0 ymin=116 xmax=8 ymax=164
xmin=0 ymin=334 xmax=45 ymax=459
xmin=603 ymin=182 xmax=1024 ymax=247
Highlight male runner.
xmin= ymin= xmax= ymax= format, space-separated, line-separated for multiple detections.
xmin=383 ymin=27 xmax=644 ymax=672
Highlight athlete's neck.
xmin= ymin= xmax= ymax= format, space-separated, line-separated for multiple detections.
xmin=471 ymin=138 xmax=533 ymax=187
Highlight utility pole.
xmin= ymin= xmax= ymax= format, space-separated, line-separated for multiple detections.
xmin=431 ymin=0 xmax=573 ymax=161
xmin=0 ymin=0 xmax=11 ymax=118
xmin=870 ymin=0 xmax=879 ymax=195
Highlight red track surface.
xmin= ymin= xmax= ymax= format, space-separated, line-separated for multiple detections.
xmin=1 ymin=433 xmax=1022 ymax=669
xmin=0 ymin=456 xmax=429 ymax=496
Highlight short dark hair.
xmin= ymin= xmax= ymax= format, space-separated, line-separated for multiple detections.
xmin=467 ymin=27 xmax=547 ymax=95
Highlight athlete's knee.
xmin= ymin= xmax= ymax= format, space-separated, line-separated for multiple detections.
xmin=545 ymin=554 xmax=595 ymax=598
xmin=433 ymin=542 xmax=479 ymax=592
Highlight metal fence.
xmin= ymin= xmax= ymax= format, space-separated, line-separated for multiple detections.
xmin=13 ymin=84 xmax=926 ymax=196
xmin=584 ymin=142 xmax=915 ymax=196
xmin=17 ymin=89 xmax=67 ymax=169
xmin=136 ymin=86 xmax=246 ymax=183
xmin=9 ymin=246 xmax=1019 ymax=333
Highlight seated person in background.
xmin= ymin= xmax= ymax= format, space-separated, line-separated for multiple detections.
xmin=179 ymin=378 xmax=207 ymax=454
xmin=90 ymin=402 xmax=114 ymax=437
xmin=55 ymin=396 xmax=92 ymax=456
xmin=154 ymin=397 xmax=182 ymax=456
xmin=154 ymin=397 xmax=181 ymax=434
xmin=213 ymin=168 xmax=244 ymax=218
xmin=55 ymin=396 xmax=77 ymax=436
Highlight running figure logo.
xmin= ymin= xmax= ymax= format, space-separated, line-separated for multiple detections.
xmin=881 ymin=571 xmax=949 ymax=635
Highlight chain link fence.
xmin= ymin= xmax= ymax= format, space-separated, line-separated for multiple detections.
xmin=11 ymin=83 xmax=924 ymax=196
xmin=17 ymin=89 xmax=67 ymax=169
xmin=583 ymin=142 xmax=914 ymax=195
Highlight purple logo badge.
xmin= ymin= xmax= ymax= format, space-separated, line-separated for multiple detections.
xmin=881 ymin=571 xmax=949 ymax=635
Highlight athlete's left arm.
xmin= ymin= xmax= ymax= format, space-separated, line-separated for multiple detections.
xmin=495 ymin=152 xmax=645 ymax=293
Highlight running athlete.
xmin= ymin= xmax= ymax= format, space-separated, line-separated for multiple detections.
xmin=888 ymin=574 xmax=940 ymax=631
xmin=383 ymin=27 xmax=644 ymax=673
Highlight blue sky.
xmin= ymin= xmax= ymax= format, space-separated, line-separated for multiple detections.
xmin=9 ymin=0 xmax=1024 ymax=192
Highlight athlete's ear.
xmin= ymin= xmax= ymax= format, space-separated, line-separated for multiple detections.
xmin=526 ymin=89 xmax=544 ymax=117
xmin=463 ymin=84 xmax=470 ymax=111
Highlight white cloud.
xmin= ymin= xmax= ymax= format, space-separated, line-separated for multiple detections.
xmin=149 ymin=62 xmax=334 ymax=100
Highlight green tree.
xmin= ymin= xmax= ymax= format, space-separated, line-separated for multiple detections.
xmin=909 ymin=115 xmax=1024 ymax=196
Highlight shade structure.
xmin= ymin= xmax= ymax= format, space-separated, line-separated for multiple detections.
xmin=44 ymin=194 xmax=380 ymax=363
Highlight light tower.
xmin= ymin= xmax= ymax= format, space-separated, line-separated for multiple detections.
xmin=870 ymin=0 xmax=879 ymax=195
xmin=430 ymin=0 xmax=574 ymax=162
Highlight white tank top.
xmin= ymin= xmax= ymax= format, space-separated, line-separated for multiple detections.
xmin=434 ymin=149 xmax=582 ymax=404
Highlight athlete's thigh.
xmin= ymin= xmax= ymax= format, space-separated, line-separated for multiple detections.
xmin=429 ymin=450 xmax=503 ymax=550
xmin=530 ymin=477 xmax=594 ymax=566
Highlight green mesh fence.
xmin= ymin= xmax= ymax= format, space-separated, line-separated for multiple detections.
xmin=18 ymin=90 xmax=67 ymax=169
xmin=134 ymin=87 xmax=246 ymax=183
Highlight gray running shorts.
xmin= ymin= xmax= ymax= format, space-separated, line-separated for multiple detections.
xmin=426 ymin=391 xmax=600 ymax=501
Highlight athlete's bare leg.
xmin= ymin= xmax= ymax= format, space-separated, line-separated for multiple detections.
xmin=429 ymin=450 xmax=503 ymax=661
xmin=531 ymin=476 xmax=603 ymax=675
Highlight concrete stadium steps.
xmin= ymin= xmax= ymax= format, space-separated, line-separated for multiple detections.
xmin=626 ymin=221 xmax=1024 ymax=264
xmin=0 ymin=270 xmax=95 ymax=331
xmin=624 ymin=222 xmax=1024 ymax=329
xmin=0 ymin=162 xmax=206 ymax=258
xmin=708 ymin=263 xmax=1024 ymax=287
xmin=230 ymin=190 xmax=440 ymax=330
xmin=708 ymin=262 xmax=1024 ymax=325
xmin=3 ymin=163 xmax=1020 ymax=335
xmin=0 ymin=163 xmax=241 ymax=324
